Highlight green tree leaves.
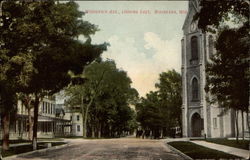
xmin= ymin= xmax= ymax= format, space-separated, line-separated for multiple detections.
xmin=136 ymin=70 xmax=182 ymax=138
xmin=196 ymin=0 xmax=249 ymax=141
xmin=0 ymin=0 xmax=107 ymax=150
xmin=195 ymin=0 xmax=249 ymax=32
xmin=65 ymin=59 xmax=138 ymax=138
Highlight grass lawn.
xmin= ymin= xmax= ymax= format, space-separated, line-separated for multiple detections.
xmin=38 ymin=138 xmax=64 ymax=141
xmin=1 ymin=142 xmax=66 ymax=157
xmin=56 ymin=136 xmax=84 ymax=139
xmin=60 ymin=136 xmax=118 ymax=139
xmin=168 ymin=141 xmax=241 ymax=160
xmin=2 ymin=144 xmax=46 ymax=157
xmin=0 ymin=138 xmax=64 ymax=145
xmin=204 ymin=138 xmax=249 ymax=150
xmin=0 ymin=139 xmax=31 ymax=145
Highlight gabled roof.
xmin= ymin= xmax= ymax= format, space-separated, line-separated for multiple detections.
xmin=182 ymin=0 xmax=200 ymax=30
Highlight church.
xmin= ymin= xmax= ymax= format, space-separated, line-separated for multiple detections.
xmin=181 ymin=0 xmax=249 ymax=138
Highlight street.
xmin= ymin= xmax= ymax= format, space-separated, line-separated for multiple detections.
xmin=9 ymin=138 xmax=184 ymax=160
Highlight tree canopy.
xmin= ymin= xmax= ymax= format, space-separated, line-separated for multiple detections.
xmin=196 ymin=0 xmax=249 ymax=116
xmin=65 ymin=59 xmax=138 ymax=138
xmin=195 ymin=0 xmax=249 ymax=32
xmin=136 ymin=70 xmax=182 ymax=138
xmin=0 ymin=0 xmax=107 ymax=150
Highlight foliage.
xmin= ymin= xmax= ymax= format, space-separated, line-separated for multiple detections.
xmin=136 ymin=70 xmax=182 ymax=138
xmin=205 ymin=25 xmax=249 ymax=113
xmin=0 ymin=0 xmax=107 ymax=149
xmin=65 ymin=59 xmax=138 ymax=138
xmin=156 ymin=70 xmax=182 ymax=128
xmin=195 ymin=0 xmax=249 ymax=32
xmin=196 ymin=0 xmax=250 ymax=141
xmin=136 ymin=91 xmax=162 ymax=130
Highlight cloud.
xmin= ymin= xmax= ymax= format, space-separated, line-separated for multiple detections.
xmin=102 ymin=32 xmax=181 ymax=97
xmin=144 ymin=32 xmax=181 ymax=72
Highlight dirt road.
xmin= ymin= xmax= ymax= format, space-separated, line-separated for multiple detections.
xmin=8 ymin=138 xmax=184 ymax=160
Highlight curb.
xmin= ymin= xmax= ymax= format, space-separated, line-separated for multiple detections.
xmin=165 ymin=142 xmax=193 ymax=160
xmin=4 ymin=143 xmax=70 ymax=160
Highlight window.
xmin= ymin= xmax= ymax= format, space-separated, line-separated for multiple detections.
xmin=45 ymin=102 xmax=47 ymax=113
xmin=213 ymin=118 xmax=217 ymax=128
xmin=50 ymin=105 xmax=52 ymax=114
xmin=77 ymin=115 xmax=80 ymax=121
xmin=77 ymin=125 xmax=80 ymax=132
xmin=192 ymin=78 xmax=199 ymax=100
xmin=48 ymin=103 xmax=51 ymax=114
xmin=42 ymin=102 xmax=45 ymax=113
xmin=208 ymin=35 xmax=214 ymax=59
xmin=191 ymin=36 xmax=198 ymax=60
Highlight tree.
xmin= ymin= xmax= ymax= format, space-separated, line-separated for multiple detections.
xmin=195 ymin=0 xmax=249 ymax=32
xmin=205 ymin=26 xmax=249 ymax=141
xmin=156 ymin=69 xmax=182 ymax=135
xmin=136 ymin=91 xmax=162 ymax=138
xmin=18 ymin=93 xmax=34 ymax=140
xmin=136 ymin=70 xmax=182 ymax=138
xmin=1 ymin=0 xmax=107 ymax=150
xmin=65 ymin=59 xmax=138 ymax=138
xmin=0 ymin=83 xmax=17 ymax=151
xmin=0 ymin=1 xmax=36 ymax=150
xmin=195 ymin=0 xmax=249 ymax=141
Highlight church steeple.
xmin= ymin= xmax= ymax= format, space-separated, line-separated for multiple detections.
xmin=189 ymin=0 xmax=200 ymax=13
xmin=182 ymin=0 xmax=200 ymax=32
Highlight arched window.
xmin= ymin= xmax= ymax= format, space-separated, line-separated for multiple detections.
xmin=191 ymin=36 xmax=198 ymax=60
xmin=208 ymin=35 xmax=214 ymax=58
xmin=192 ymin=78 xmax=198 ymax=100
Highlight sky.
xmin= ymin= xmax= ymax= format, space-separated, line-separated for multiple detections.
xmin=77 ymin=1 xmax=188 ymax=97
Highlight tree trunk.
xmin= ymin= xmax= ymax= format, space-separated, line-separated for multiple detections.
xmin=91 ymin=126 xmax=95 ymax=138
xmin=28 ymin=108 xmax=33 ymax=141
xmin=98 ymin=123 xmax=101 ymax=138
xmin=160 ymin=128 xmax=163 ymax=139
xmin=109 ymin=125 xmax=112 ymax=137
xmin=32 ymin=94 xmax=40 ymax=150
xmin=2 ymin=113 xmax=10 ymax=151
xmin=20 ymin=102 xmax=24 ymax=139
xmin=241 ymin=110 xmax=244 ymax=140
xmin=80 ymin=96 xmax=85 ymax=138
xmin=83 ymin=97 xmax=93 ymax=138
xmin=235 ymin=110 xmax=239 ymax=143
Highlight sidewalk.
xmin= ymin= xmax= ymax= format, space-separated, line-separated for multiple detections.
xmin=0 ymin=140 xmax=64 ymax=148
xmin=191 ymin=140 xmax=249 ymax=159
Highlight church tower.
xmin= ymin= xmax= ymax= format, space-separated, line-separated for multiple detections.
xmin=181 ymin=0 xmax=209 ymax=137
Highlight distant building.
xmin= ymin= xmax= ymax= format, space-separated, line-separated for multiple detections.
xmin=181 ymin=0 xmax=249 ymax=138
xmin=55 ymin=92 xmax=84 ymax=137
xmin=0 ymin=96 xmax=71 ymax=139
xmin=64 ymin=105 xmax=83 ymax=137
